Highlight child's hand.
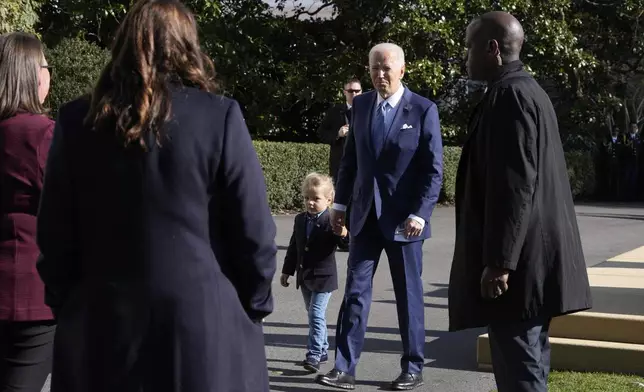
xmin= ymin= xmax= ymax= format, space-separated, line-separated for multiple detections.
xmin=334 ymin=225 xmax=348 ymax=238
xmin=280 ymin=273 xmax=291 ymax=287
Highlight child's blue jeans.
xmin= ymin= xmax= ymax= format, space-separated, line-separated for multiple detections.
xmin=301 ymin=285 xmax=332 ymax=360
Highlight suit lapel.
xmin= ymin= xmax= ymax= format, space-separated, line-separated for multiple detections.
xmin=383 ymin=88 xmax=412 ymax=150
xmin=363 ymin=92 xmax=378 ymax=158
xmin=296 ymin=214 xmax=307 ymax=253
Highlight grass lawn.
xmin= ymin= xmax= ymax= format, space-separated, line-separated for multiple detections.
xmin=544 ymin=371 xmax=643 ymax=391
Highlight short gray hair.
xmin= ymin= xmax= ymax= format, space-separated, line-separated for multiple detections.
xmin=369 ymin=43 xmax=405 ymax=66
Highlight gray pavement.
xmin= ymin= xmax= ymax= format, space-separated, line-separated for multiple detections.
xmin=40 ymin=203 xmax=644 ymax=392
xmin=266 ymin=203 xmax=644 ymax=392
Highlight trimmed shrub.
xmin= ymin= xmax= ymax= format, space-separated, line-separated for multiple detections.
xmin=253 ymin=141 xmax=328 ymax=213
xmin=440 ymin=146 xmax=461 ymax=204
xmin=565 ymin=150 xmax=596 ymax=198
xmin=45 ymin=37 xmax=110 ymax=116
xmin=252 ymin=141 xmax=596 ymax=212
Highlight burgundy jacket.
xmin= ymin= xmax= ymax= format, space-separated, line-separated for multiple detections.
xmin=0 ymin=112 xmax=54 ymax=321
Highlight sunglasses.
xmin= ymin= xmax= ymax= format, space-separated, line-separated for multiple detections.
xmin=345 ymin=89 xmax=362 ymax=94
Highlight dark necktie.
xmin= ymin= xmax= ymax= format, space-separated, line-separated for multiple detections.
xmin=306 ymin=215 xmax=317 ymax=239
xmin=372 ymin=101 xmax=387 ymax=155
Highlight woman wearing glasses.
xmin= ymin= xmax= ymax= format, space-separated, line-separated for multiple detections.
xmin=0 ymin=32 xmax=55 ymax=392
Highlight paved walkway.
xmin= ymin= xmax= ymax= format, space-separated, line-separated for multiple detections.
xmin=39 ymin=203 xmax=644 ymax=392
xmin=267 ymin=203 xmax=644 ymax=392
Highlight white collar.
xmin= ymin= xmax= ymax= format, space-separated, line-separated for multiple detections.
xmin=346 ymin=103 xmax=352 ymax=109
xmin=376 ymin=84 xmax=405 ymax=108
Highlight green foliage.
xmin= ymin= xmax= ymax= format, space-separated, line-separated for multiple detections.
xmin=0 ymin=0 xmax=41 ymax=34
xmin=547 ymin=371 xmax=644 ymax=392
xmin=253 ymin=141 xmax=595 ymax=212
xmin=44 ymin=37 xmax=110 ymax=115
xmin=253 ymin=141 xmax=329 ymax=212
xmin=440 ymin=146 xmax=462 ymax=204
xmin=34 ymin=0 xmax=606 ymax=144
xmin=565 ymin=150 xmax=596 ymax=199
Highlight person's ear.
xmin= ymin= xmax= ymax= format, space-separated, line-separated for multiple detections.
xmin=487 ymin=39 xmax=502 ymax=65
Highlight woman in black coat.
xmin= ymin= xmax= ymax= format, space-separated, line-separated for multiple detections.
xmin=36 ymin=1 xmax=277 ymax=391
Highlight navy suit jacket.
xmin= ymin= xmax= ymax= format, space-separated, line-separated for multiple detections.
xmin=36 ymin=86 xmax=276 ymax=391
xmin=282 ymin=209 xmax=347 ymax=293
xmin=335 ymin=88 xmax=443 ymax=241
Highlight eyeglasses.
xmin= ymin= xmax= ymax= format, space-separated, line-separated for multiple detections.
xmin=345 ymin=89 xmax=362 ymax=94
xmin=41 ymin=65 xmax=53 ymax=76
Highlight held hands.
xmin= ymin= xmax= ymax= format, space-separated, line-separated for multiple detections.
xmin=480 ymin=266 xmax=510 ymax=299
xmin=330 ymin=209 xmax=346 ymax=232
xmin=333 ymin=224 xmax=348 ymax=238
xmin=280 ymin=273 xmax=291 ymax=287
xmin=338 ymin=125 xmax=349 ymax=138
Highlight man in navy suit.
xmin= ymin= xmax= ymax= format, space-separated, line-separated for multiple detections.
xmin=316 ymin=43 xmax=443 ymax=390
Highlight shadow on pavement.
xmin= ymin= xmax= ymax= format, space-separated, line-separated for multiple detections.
xmin=264 ymin=323 xmax=486 ymax=372
xmin=269 ymin=374 xmax=386 ymax=391
xmin=373 ymin=299 xmax=448 ymax=309
xmin=577 ymin=212 xmax=644 ymax=221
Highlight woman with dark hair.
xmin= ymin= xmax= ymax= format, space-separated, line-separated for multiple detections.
xmin=36 ymin=0 xmax=276 ymax=391
xmin=0 ymin=32 xmax=55 ymax=392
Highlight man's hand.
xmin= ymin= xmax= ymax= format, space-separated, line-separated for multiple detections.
xmin=404 ymin=218 xmax=423 ymax=238
xmin=330 ymin=209 xmax=346 ymax=232
xmin=333 ymin=225 xmax=348 ymax=238
xmin=280 ymin=274 xmax=291 ymax=287
xmin=480 ymin=266 xmax=510 ymax=299
xmin=338 ymin=125 xmax=349 ymax=138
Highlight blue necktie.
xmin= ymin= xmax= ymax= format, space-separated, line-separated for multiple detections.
xmin=372 ymin=101 xmax=388 ymax=155
xmin=372 ymin=101 xmax=388 ymax=218
xmin=306 ymin=215 xmax=317 ymax=239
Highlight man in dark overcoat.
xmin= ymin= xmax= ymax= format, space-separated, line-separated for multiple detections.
xmin=448 ymin=11 xmax=592 ymax=392
xmin=317 ymin=78 xmax=362 ymax=183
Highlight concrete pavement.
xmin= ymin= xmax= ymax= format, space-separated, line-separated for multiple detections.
xmin=266 ymin=203 xmax=644 ymax=392
xmin=39 ymin=203 xmax=644 ymax=392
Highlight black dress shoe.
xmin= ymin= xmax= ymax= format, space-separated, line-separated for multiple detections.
xmin=303 ymin=357 xmax=320 ymax=373
xmin=391 ymin=372 xmax=424 ymax=390
xmin=315 ymin=368 xmax=355 ymax=390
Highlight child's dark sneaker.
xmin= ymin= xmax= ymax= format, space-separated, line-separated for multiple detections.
xmin=320 ymin=353 xmax=328 ymax=363
xmin=303 ymin=357 xmax=321 ymax=373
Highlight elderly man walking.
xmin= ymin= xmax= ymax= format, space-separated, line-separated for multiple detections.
xmin=448 ymin=11 xmax=592 ymax=392
xmin=316 ymin=43 xmax=443 ymax=390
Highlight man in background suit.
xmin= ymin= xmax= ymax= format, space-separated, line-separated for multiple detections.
xmin=316 ymin=43 xmax=443 ymax=390
xmin=318 ymin=79 xmax=362 ymax=249
xmin=317 ymin=78 xmax=362 ymax=183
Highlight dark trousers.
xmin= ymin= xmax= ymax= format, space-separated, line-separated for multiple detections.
xmin=0 ymin=320 xmax=56 ymax=392
xmin=488 ymin=316 xmax=552 ymax=392
xmin=334 ymin=209 xmax=424 ymax=376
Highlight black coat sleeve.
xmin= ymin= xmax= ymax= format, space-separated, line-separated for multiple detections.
xmin=482 ymin=88 xmax=538 ymax=271
xmin=317 ymin=105 xmax=343 ymax=145
xmin=36 ymin=110 xmax=80 ymax=316
xmin=212 ymin=100 xmax=277 ymax=321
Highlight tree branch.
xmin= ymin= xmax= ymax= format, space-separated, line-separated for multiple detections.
xmin=287 ymin=2 xmax=333 ymax=19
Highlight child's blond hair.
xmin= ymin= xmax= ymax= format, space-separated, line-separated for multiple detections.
xmin=301 ymin=172 xmax=335 ymax=200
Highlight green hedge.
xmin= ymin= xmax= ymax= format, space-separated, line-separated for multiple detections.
xmin=45 ymin=37 xmax=111 ymax=115
xmin=253 ymin=141 xmax=596 ymax=212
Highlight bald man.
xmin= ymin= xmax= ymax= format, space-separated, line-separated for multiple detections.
xmin=317 ymin=43 xmax=443 ymax=390
xmin=448 ymin=11 xmax=592 ymax=392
